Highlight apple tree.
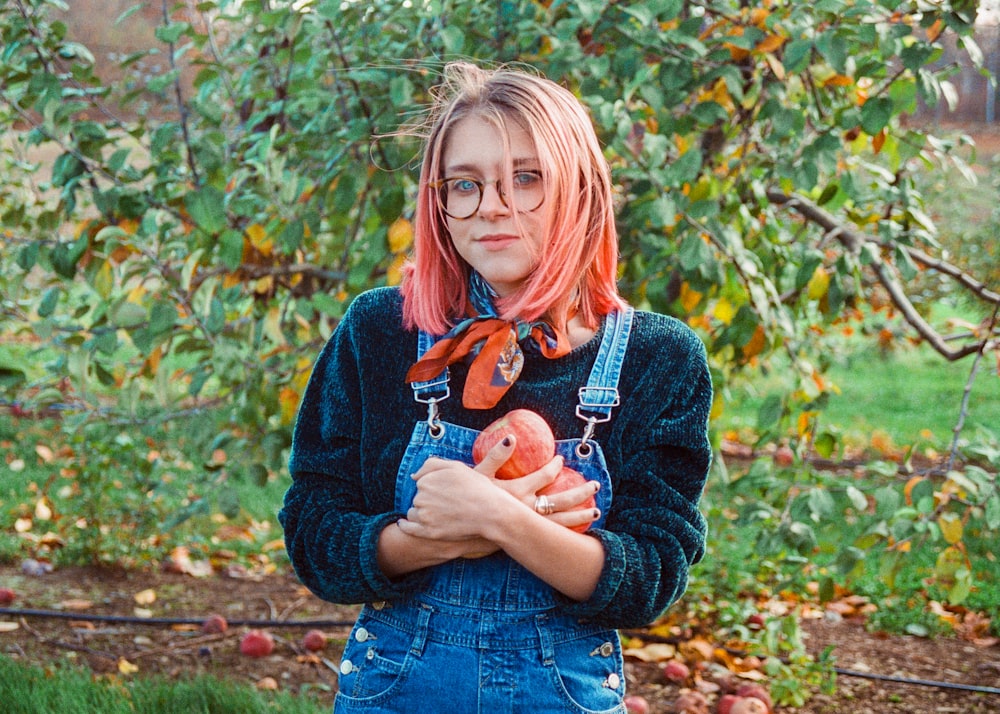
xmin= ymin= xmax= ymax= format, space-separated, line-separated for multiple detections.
xmin=1 ymin=0 xmax=997 ymax=580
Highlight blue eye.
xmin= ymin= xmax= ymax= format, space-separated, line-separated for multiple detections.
xmin=449 ymin=178 xmax=479 ymax=194
xmin=513 ymin=171 xmax=541 ymax=188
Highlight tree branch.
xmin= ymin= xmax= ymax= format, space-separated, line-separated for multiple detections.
xmin=766 ymin=188 xmax=1000 ymax=361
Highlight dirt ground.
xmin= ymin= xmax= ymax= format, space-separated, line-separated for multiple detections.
xmin=1 ymin=563 xmax=998 ymax=713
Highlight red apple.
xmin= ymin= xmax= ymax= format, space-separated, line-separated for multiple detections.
xmin=773 ymin=445 xmax=794 ymax=467
xmin=671 ymin=690 xmax=709 ymax=714
xmin=201 ymin=614 xmax=228 ymax=634
xmin=0 ymin=588 xmax=15 ymax=606
xmin=473 ymin=409 xmax=556 ymax=479
xmin=662 ymin=659 xmax=691 ymax=683
xmin=240 ymin=629 xmax=274 ymax=658
xmin=717 ymin=694 xmax=741 ymax=714
xmin=302 ymin=629 xmax=327 ymax=652
xmin=536 ymin=466 xmax=597 ymax=533
xmin=745 ymin=613 xmax=766 ymax=630
xmin=730 ymin=698 xmax=769 ymax=714
xmin=735 ymin=684 xmax=773 ymax=713
xmin=624 ymin=694 xmax=650 ymax=714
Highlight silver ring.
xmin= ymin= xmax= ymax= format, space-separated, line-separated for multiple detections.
xmin=534 ymin=494 xmax=556 ymax=516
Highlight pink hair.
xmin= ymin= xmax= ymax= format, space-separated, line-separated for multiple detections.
xmin=400 ymin=62 xmax=627 ymax=335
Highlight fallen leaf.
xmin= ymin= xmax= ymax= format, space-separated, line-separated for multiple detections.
xmin=134 ymin=588 xmax=157 ymax=605
xmin=117 ymin=657 xmax=139 ymax=674
xmin=623 ymin=642 xmax=677 ymax=662
xmin=59 ymin=599 xmax=93 ymax=611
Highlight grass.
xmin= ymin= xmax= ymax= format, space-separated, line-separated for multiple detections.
xmin=0 ymin=655 xmax=325 ymax=714
xmin=720 ymin=333 xmax=1000 ymax=455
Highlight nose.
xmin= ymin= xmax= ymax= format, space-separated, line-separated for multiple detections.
xmin=477 ymin=180 xmax=509 ymax=218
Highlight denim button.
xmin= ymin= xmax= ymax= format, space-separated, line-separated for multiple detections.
xmin=606 ymin=673 xmax=620 ymax=689
xmin=355 ymin=627 xmax=370 ymax=642
xmin=340 ymin=659 xmax=354 ymax=675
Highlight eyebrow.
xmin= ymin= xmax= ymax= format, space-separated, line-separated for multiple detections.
xmin=443 ymin=158 xmax=540 ymax=175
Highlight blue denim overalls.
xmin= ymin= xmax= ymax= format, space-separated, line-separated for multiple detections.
xmin=333 ymin=309 xmax=634 ymax=713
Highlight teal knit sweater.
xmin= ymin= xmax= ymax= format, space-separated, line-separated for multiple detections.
xmin=279 ymin=287 xmax=712 ymax=629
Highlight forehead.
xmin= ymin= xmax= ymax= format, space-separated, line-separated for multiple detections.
xmin=442 ymin=114 xmax=537 ymax=174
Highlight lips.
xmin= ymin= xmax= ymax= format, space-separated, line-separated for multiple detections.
xmin=477 ymin=233 xmax=519 ymax=250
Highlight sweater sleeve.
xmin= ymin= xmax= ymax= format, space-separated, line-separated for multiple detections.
xmin=278 ymin=291 xmax=429 ymax=604
xmin=558 ymin=318 xmax=713 ymax=628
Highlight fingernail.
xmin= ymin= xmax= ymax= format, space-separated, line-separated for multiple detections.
xmin=593 ymin=481 xmax=601 ymax=493
xmin=501 ymin=436 xmax=512 ymax=447
xmin=592 ymin=508 xmax=601 ymax=520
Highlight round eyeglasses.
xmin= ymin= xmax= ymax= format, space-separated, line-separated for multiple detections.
xmin=430 ymin=171 xmax=545 ymax=219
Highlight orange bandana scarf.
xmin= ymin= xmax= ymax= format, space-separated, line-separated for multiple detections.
xmin=405 ymin=273 xmax=571 ymax=409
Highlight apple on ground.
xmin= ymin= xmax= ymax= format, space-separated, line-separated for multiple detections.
xmin=623 ymin=694 xmax=650 ymax=713
xmin=730 ymin=697 xmax=769 ymax=714
xmin=662 ymin=659 xmax=691 ymax=683
xmin=240 ymin=629 xmax=275 ymax=658
xmin=0 ymin=588 xmax=15 ymax=606
xmin=302 ymin=629 xmax=327 ymax=652
xmin=735 ymin=683 xmax=773 ymax=713
xmin=201 ymin=614 xmax=228 ymax=634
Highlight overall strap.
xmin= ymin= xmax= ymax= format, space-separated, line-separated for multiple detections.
xmin=575 ymin=307 xmax=635 ymax=456
xmin=411 ymin=330 xmax=449 ymax=436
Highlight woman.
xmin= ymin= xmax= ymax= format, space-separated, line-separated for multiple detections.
xmin=279 ymin=61 xmax=713 ymax=713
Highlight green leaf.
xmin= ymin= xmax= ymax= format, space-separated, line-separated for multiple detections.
xmin=185 ymin=186 xmax=227 ymax=234
xmin=860 ymin=97 xmax=894 ymax=136
xmin=38 ymin=287 xmax=61 ymax=318
xmin=50 ymin=235 xmax=89 ymax=278
xmin=112 ymin=301 xmax=147 ymax=329
xmin=155 ymin=22 xmax=190 ymax=45
xmin=51 ymin=152 xmax=86 ymax=187
xmin=218 ymin=229 xmax=244 ymax=271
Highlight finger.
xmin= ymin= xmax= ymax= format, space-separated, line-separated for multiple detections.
xmin=549 ymin=506 xmax=601 ymax=532
xmin=411 ymin=456 xmax=447 ymax=480
xmin=549 ymin=478 xmax=601 ymax=510
xmin=472 ymin=434 xmax=516 ymax=476
xmin=519 ymin=454 xmax=563 ymax=493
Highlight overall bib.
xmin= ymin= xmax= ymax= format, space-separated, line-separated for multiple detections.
xmin=333 ymin=309 xmax=634 ymax=713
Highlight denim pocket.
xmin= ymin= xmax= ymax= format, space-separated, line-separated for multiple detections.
xmin=540 ymin=624 xmax=626 ymax=714
xmin=336 ymin=611 xmax=417 ymax=706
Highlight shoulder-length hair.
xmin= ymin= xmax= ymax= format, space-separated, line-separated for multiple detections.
xmin=400 ymin=62 xmax=627 ymax=335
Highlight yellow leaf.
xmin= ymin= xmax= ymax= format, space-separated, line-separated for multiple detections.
xmin=386 ymin=253 xmax=408 ymax=286
xmin=35 ymin=444 xmax=55 ymax=463
xmin=133 ymin=588 xmax=157 ymax=606
xmin=127 ymin=284 xmax=146 ymax=305
xmin=904 ymin=476 xmax=924 ymax=505
xmin=710 ymin=392 xmax=724 ymax=421
xmin=806 ymin=266 xmax=830 ymax=300
xmin=254 ymin=275 xmax=274 ymax=295
xmin=741 ymin=324 xmax=766 ymax=360
xmin=679 ymin=282 xmax=702 ymax=313
xmin=713 ymin=297 xmax=737 ymax=325
xmin=927 ymin=19 xmax=943 ymax=42
xmin=246 ymin=223 xmax=274 ymax=257
xmin=118 ymin=657 xmax=139 ymax=675
xmin=756 ymin=33 xmax=785 ymax=54
xmin=824 ymin=74 xmax=854 ymax=88
xmin=711 ymin=78 xmax=735 ymax=113
xmin=764 ymin=52 xmax=786 ymax=81
xmin=938 ymin=512 xmax=963 ymax=545
xmin=387 ymin=217 xmax=413 ymax=253
xmin=34 ymin=498 xmax=53 ymax=521
xmin=279 ymin=387 xmax=300 ymax=426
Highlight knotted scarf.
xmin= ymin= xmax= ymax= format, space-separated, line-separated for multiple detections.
xmin=405 ymin=273 xmax=571 ymax=409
